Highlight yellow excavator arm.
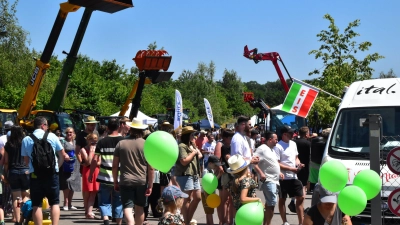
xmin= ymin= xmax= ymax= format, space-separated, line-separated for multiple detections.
xmin=119 ymin=78 xmax=152 ymax=117
xmin=17 ymin=60 xmax=50 ymax=122
xmin=17 ymin=3 xmax=80 ymax=125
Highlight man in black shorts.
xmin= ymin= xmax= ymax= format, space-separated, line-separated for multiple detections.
xmin=273 ymin=126 xmax=305 ymax=225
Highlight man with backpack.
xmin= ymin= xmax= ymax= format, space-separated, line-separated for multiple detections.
xmin=21 ymin=116 xmax=69 ymax=225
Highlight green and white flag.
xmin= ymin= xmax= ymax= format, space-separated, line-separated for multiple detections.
xmin=282 ymin=80 xmax=319 ymax=118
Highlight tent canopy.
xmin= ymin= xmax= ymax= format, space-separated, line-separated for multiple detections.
xmin=110 ymin=103 xmax=157 ymax=125
xmin=192 ymin=118 xmax=220 ymax=130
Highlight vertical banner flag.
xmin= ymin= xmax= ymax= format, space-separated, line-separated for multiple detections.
xmin=282 ymin=80 xmax=319 ymax=118
xmin=174 ymin=90 xmax=183 ymax=129
xmin=204 ymin=98 xmax=214 ymax=129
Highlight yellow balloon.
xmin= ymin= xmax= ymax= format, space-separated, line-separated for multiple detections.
xmin=206 ymin=194 xmax=221 ymax=208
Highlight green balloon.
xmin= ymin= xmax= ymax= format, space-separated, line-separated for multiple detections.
xmin=338 ymin=185 xmax=367 ymax=216
xmin=235 ymin=202 xmax=264 ymax=225
xmin=144 ymin=131 xmax=178 ymax=173
xmin=201 ymin=173 xmax=218 ymax=194
xmin=353 ymin=170 xmax=382 ymax=200
xmin=320 ymin=160 xmax=348 ymax=192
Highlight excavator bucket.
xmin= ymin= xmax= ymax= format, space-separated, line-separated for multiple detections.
xmin=133 ymin=50 xmax=172 ymax=72
xmin=68 ymin=0 xmax=133 ymax=13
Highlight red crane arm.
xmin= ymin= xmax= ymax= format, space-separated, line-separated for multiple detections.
xmin=243 ymin=45 xmax=290 ymax=93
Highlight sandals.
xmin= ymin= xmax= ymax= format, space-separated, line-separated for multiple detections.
xmin=86 ymin=212 xmax=97 ymax=219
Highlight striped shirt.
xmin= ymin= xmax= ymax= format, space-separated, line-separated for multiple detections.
xmin=95 ymin=135 xmax=124 ymax=185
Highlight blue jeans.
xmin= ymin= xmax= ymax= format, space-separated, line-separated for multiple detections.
xmin=98 ymin=183 xmax=123 ymax=218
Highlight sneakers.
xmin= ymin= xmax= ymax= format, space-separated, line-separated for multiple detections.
xmin=288 ymin=201 xmax=297 ymax=213
xmin=282 ymin=222 xmax=291 ymax=225
xmin=190 ymin=219 xmax=197 ymax=225
xmin=63 ymin=206 xmax=68 ymax=211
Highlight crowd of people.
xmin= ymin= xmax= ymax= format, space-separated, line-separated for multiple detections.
xmin=0 ymin=115 xmax=351 ymax=225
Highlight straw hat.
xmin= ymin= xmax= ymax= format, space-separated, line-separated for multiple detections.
xmin=227 ymin=154 xmax=249 ymax=174
xmin=127 ymin=118 xmax=148 ymax=129
xmin=181 ymin=126 xmax=196 ymax=135
xmin=84 ymin=116 xmax=99 ymax=124
xmin=161 ymin=121 xmax=173 ymax=129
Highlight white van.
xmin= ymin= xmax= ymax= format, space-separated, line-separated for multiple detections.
xmin=322 ymin=78 xmax=400 ymax=223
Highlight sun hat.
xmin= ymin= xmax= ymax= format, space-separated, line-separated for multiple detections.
xmin=127 ymin=118 xmax=148 ymax=129
xmin=227 ymin=154 xmax=249 ymax=174
xmin=181 ymin=126 xmax=196 ymax=135
xmin=161 ymin=185 xmax=189 ymax=203
xmin=84 ymin=116 xmax=99 ymax=124
xmin=161 ymin=121 xmax=173 ymax=129
xmin=200 ymin=130 xmax=207 ymax=135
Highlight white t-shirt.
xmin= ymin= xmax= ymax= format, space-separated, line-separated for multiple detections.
xmin=202 ymin=141 xmax=216 ymax=162
xmin=230 ymin=132 xmax=252 ymax=160
xmin=250 ymin=138 xmax=255 ymax=152
xmin=273 ymin=140 xmax=298 ymax=180
xmin=0 ymin=135 xmax=7 ymax=149
xmin=254 ymin=144 xmax=280 ymax=185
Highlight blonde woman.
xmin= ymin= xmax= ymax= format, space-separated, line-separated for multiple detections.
xmin=81 ymin=133 xmax=100 ymax=219
xmin=60 ymin=127 xmax=81 ymax=211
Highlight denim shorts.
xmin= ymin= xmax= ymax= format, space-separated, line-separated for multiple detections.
xmin=120 ymin=185 xmax=148 ymax=208
xmin=175 ymin=175 xmax=201 ymax=191
xmin=30 ymin=173 xmax=60 ymax=207
xmin=98 ymin=183 xmax=123 ymax=218
xmin=260 ymin=182 xmax=279 ymax=206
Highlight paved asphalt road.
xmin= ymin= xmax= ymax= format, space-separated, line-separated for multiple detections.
xmin=5 ymin=190 xmax=312 ymax=225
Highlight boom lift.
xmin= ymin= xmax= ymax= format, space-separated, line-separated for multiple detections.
xmin=18 ymin=0 xmax=133 ymax=135
xmin=243 ymin=45 xmax=306 ymax=132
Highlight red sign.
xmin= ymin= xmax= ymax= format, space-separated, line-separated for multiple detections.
xmin=388 ymin=188 xmax=400 ymax=216
xmin=386 ymin=147 xmax=400 ymax=175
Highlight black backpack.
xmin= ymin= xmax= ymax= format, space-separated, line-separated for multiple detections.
xmin=30 ymin=131 xmax=56 ymax=178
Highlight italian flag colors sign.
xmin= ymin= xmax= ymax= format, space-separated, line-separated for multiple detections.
xmin=282 ymin=80 xmax=319 ymax=118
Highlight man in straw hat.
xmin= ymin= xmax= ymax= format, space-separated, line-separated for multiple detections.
xmin=160 ymin=120 xmax=173 ymax=132
xmin=75 ymin=116 xmax=99 ymax=164
xmin=89 ymin=118 xmax=124 ymax=225
xmin=112 ymin=118 xmax=154 ymax=225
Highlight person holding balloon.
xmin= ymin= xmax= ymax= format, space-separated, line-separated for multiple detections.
xmin=174 ymin=126 xmax=203 ymax=225
xmin=303 ymin=185 xmax=352 ymax=225
xmin=225 ymin=154 xmax=261 ymax=212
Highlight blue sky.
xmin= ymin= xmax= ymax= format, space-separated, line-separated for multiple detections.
xmin=15 ymin=0 xmax=400 ymax=83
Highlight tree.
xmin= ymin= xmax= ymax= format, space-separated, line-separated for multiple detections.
xmin=379 ymin=69 xmax=396 ymax=79
xmin=308 ymin=14 xmax=384 ymax=125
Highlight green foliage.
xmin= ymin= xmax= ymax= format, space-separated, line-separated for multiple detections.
xmin=308 ymin=14 xmax=384 ymax=126
xmin=379 ymin=69 xmax=396 ymax=79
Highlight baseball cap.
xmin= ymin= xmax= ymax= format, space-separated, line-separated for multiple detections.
xmin=207 ymin=155 xmax=224 ymax=166
xmin=161 ymin=185 xmax=189 ymax=203
xmin=280 ymin=125 xmax=295 ymax=134
xmin=4 ymin=121 xmax=14 ymax=130
xmin=319 ymin=185 xmax=338 ymax=203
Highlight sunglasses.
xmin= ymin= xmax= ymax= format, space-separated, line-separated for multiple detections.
xmin=90 ymin=142 xmax=97 ymax=145
xmin=67 ymin=132 xmax=73 ymax=134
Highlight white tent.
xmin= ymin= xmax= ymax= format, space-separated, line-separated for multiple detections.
xmin=110 ymin=103 xmax=157 ymax=125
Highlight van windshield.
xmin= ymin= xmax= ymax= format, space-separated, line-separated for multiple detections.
xmin=329 ymin=107 xmax=400 ymax=158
